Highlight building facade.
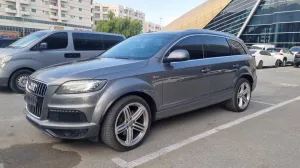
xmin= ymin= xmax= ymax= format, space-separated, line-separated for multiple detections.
xmin=92 ymin=3 xmax=145 ymax=31
xmin=165 ymin=0 xmax=300 ymax=48
xmin=144 ymin=21 xmax=162 ymax=32
xmin=0 ymin=0 xmax=92 ymax=38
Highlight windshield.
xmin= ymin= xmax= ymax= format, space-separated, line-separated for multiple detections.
xmin=267 ymin=48 xmax=281 ymax=53
xmin=9 ymin=31 xmax=48 ymax=48
xmin=290 ymin=47 xmax=300 ymax=52
xmin=251 ymin=46 xmax=262 ymax=50
xmin=102 ymin=34 xmax=175 ymax=60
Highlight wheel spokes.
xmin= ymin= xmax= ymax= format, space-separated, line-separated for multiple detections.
xmin=133 ymin=122 xmax=146 ymax=132
xmin=132 ymin=107 xmax=145 ymax=122
xmin=123 ymin=106 xmax=131 ymax=121
xmin=125 ymin=127 xmax=133 ymax=145
xmin=116 ymin=122 xmax=127 ymax=134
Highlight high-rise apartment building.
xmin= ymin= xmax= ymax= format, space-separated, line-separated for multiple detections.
xmin=144 ymin=21 xmax=162 ymax=33
xmin=92 ymin=3 xmax=145 ymax=31
xmin=0 ymin=0 xmax=92 ymax=38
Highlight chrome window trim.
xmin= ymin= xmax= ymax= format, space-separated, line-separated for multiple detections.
xmin=161 ymin=34 xmax=247 ymax=63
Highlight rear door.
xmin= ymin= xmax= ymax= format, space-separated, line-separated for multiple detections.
xmin=37 ymin=32 xmax=70 ymax=67
xmin=208 ymin=38 xmax=246 ymax=103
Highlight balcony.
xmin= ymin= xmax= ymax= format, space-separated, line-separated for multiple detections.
xmin=20 ymin=0 xmax=30 ymax=5
xmin=61 ymin=16 xmax=69 ymax=21
xmin=5 ymin=8 xmax=17 ymax=14
xmin=49 ymin=5 xmax=58 ymax=10
xmin=5 ymin=0 xmax=16 ymax=3
xmin=50 ymin=15 xmax=59 ymax=20
xmin=21 ymin=10 xmax=31 ymax=16
xmin=61 ymin=6 xmax=68 ymax=11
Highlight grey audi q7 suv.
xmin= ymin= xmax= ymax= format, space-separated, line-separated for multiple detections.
xmin=24 ymin=29 xmax=257 ymax=151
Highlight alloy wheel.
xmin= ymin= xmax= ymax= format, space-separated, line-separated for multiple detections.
xmin=115 ymin=102 xmax=149 ymax=147
xmin=16 ymin=75 xmax=28 ymax=89
xmin=237 ymin=82 xmax=251 ymax=109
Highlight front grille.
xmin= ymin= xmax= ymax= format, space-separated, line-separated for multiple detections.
xmin=26 ymin=78 xmax=47 ymax=96
xmin=25 ymin=78 xmax=47 ymax=118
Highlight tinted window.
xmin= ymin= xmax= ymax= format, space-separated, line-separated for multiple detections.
xmin=102 ymin=35 xmax=124 ymax=50
xmin=267 ymin=48 xmax=281 ymax=53
xmin=265 ymin=51 xmax=271 ymax=56
xmin=250 ymin=50 xmax=257 ymax=54
xmin=41 ymin=32 xmax=68 ymax=50
xmin=203 ymin=36 xmax=231 ymax=58
xmin=291 ymin=47 xmax=300 ymax=52
xmin=102 ymin=34 xmax=174 ymax=60
xmin=228 ymin=40 xmax=247 ymax=55
xmin=170 ymin=35 xmax=204 ymax=60
xmin=73 ymin=33 xmax=103 ymax=51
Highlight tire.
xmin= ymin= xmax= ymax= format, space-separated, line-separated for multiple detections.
xmin=281 ymin=59 xmax=287 ymax=67
xmin=294 ymin=64 xmax=299 ymax=68
xmin=257 ymin=61 xmax=263 ymax=69
xmin=100 ymin=95 xmax=152 ymax=151
xmin=9 ymin=69 xmax=33 ymax=94
xmin=291 ymin=62 xmax=294 ymax=66
xmin=224 ymin=78 xmax=251 ymax=112
xmin=274 ymin=60 xmax=280 ymax=68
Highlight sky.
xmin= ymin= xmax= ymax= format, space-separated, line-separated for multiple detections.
xmin=94 ymin=0 xmax=206 ymax=26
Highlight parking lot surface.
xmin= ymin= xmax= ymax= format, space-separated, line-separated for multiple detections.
xmin=0 ymin=67 xmax=300 ymax=168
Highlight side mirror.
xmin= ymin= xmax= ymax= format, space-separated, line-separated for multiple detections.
xmin=164 ymin=49 xmax=190 ymax=63
xmin=39 ymin=42 xmax=48 ymax=50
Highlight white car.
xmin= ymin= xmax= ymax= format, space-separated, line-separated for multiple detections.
xmin=250 ymin=49 xmax=280 ymax=69
xmin=251 ymin=44 xmax=275 ymax=50
xmin=266 ymin=48 xmax=294 ymax=66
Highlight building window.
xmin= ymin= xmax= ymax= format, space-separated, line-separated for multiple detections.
xmin=79 ymin=8 xmax=82 ymax=11
xmin=70 ymin=6 xmax=75 ymax=10
xmin=61 ymin=13 xmax=66 ymax=17
xmin=31 ymin=9 xmax=36 ymax=13
xmin=103 ymin=7 xmax=108 ymax=12
xmin=79 ymin=0 xmax=82 ymax=2
xmin=79 ymin=17 xmax=82 ymax=20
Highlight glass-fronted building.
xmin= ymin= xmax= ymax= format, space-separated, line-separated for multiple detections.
xmin=165 ymin=0 xmax=300 ymax=48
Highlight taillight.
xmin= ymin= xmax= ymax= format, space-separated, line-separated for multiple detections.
xmin=296 ymin=53 xmax=300 ymax=58
xmin=252 ymin=55 xmax=256 ymax=59
xmin=279 ymin=53 xmax=284 ymax=55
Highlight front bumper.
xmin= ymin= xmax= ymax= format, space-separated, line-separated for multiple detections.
xmin=24 ymin=108 xmax=100 ymax=139
xmin=0 ymin=69 xmax=10 ymax=87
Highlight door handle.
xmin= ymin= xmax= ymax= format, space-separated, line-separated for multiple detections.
xmin=201 ymin=68 xmax=210 ymax=73
xmin=65 ymin=53 xmax=81 ymax=58
xmin=233 ymin=64 xmax=240 ymax=68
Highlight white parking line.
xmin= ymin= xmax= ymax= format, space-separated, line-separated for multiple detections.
xmin=251 ymin=100 xmax=275 ymax=106
xmin=112 ymin=96 xmax=300 ymax=168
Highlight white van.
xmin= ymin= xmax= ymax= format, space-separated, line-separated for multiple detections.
xmin=251 ymin=44 xmax=275 ymax=50
xmin=0 ymin=30 xmax=125 ymax=93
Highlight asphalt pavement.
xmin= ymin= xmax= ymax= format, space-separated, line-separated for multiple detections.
xmin=0 ymin=67 xmax=300 ymax=168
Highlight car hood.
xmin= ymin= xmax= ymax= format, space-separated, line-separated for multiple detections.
xmin=31 ymin=58 xmax=148 ymax=85
xmin=0 ymin=48 xmax=23 ymax=57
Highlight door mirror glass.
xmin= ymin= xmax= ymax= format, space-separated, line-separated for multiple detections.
xmin=164 ymin=50 xmax=190 ymax=63
xmin=39 ymin=42 xmax=48 ymax=50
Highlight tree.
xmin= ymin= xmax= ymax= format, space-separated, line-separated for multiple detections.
xmin=96 ymin=11 xmax=143 ymax=38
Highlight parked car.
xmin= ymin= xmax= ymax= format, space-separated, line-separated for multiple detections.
xmin=0 ymin=30 xmax=125 ymax=93
xmin=250 ymin=49 xmax=280 ymax=69
xmin=290 ymin=46 xmax=300 ymax=55
xmin=251 ymin=44 xmax=275 ymax=50
xmin=0 ymin=39 xmax=18 ymax=48
xmin=24 ymin=29 xmax=257 ymax=151
xmin=266 ymin=48 xmax=294 ymax=66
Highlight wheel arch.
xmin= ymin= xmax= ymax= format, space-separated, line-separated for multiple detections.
xmin=8 ymin=67 xmax=35 ymax=86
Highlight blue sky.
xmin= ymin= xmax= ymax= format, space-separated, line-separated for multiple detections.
xmin=94 ymin=0 xmax=206 ymax=26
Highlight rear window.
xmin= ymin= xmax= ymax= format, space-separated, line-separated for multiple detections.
xmin=73 ymin=33 xmax=103 ymax=51
xmin=267 ymin=48 xmax=281 ymax=53
xmin=291 ymin=47 xmax=300 ymax=52
xmin=228 ymin=40 xmax=247 ymax=55
xmin=250 ymin=50 xmax=257 ymax=54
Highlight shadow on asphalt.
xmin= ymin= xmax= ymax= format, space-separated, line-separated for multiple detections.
xmin=0 ymin=87 xmax=13 ymax=94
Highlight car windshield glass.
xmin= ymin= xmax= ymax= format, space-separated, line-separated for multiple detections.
xmin=251 ymin=46 xmax=262 ymax=50
xmin=290 ymin=47 xmax=300 ymax=52
xmin=102 ymin=34 xmax=175 ymax=60
xmin=9 ymin=31 xmax=48 ymax=48
xmin=250 ymin=50 xmax=257 ymax=54
xmin=267 ymin=48 xmax=281 ymax=52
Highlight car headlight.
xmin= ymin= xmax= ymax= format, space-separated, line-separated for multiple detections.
xmin=0 ymin=56 xmax=12 ymax=68
xmin=56 ymin=80 xmax=107 ymax=94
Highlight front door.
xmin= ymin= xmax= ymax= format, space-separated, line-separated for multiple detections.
xmin=37 ymin=32 xmax=74 ymax=67
xmin=160 ymin=35 xmax=210 ymax=117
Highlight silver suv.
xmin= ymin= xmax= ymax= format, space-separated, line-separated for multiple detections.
xmin=0 ymin=30 xmax=125 ymax=93
xmin=24 ymin=29 xmax=257 ymax=151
